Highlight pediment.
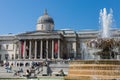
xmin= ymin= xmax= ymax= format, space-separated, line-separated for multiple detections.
xmin=26 ymin=31 xmax=50 ymax=35
xmin=17 ymin=30 xmax=58 ymax=36
xmin=16 ymin=30 xmax=63 ymax=39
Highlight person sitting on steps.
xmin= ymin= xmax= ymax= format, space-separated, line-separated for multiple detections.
xmin=23 ymin=69 xmax=30 ymax=78
xmin=58 ymin=69 xmax=65 ymax=76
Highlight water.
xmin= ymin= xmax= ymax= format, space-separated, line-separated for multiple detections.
xmin=82 ymin=8 xmax=114 ymax=60
xmin=99 ymin=8 xmax=113 ymax=38
xmin=81 ymin=42 xmax=94 ymax=59
xmin=93 ymin=8 xmax=113 ymax=79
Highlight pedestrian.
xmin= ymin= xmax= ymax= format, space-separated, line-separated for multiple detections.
xmin=59 ymin=69 xmax=65 ymax=76
xmin=25 ymin=69 xmax=30 ymax=78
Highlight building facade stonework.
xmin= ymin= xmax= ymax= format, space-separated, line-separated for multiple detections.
xmin=0 ymin=10 xmax=120 ymax=63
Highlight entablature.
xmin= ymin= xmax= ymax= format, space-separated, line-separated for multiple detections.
xmin=17 ymin=34 xmax=63 ymax=40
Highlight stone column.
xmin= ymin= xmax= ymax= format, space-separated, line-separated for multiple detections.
xmin=16 ymin=43 xmax=18 ymax=60
xmin=18 ymin=41 xmax=21 ymax=59
xmin=117 ymin=55 xmax=119 ymax=60
xmin=29 ymin=40 xmax=32 ymax=59
xmin=57 ymin=39 xmax=60 ymax=59
xmin=34 ymin=40 xmax=37 ymax=59
xmin=52 ymin=40 xmax=54 ymax=59
xmin=23 ymin=40 xmax=26 ymax=59
xmin=13 ymin=43 xmax=17 ymax=60
xmin=14 ymin=43 xmax=17 ymax=66
xmin=73 ymin=42 xmax=77 ymax=58
xmin=46 ymin=40 xmax=48 ymax=59
xmin=40 ymin=40 xmax=43 ymax=59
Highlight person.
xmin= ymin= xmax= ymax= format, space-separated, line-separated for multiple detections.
xmin=47 ymin=65 xmax=52 ymax=76
xmin=25 ymin=69 xmax=30 ymax=78
xmin=6 ymin=66 xmax=9 ymax=73
xmin=13 ymin=67 xmax=23 ymax=76
xmin=13 ymin=70 xmax=18 ymax=76
xmin=6 ymin=65 xmax=12 ymax=73
xmin=59 ymin=69 xmax=65 ymax=76
xmin=9 ymin=64 xmax=13 ymax=72
xmin=30 ymin=65 xmax=36 ymax=77
xmin=18 ymin=67 xmax=23 ymax=73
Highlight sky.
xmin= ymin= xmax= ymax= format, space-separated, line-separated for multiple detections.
xmin=0 ymin=0 xmax=120 ymax=34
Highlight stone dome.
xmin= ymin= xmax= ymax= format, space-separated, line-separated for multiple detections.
xmin=37 ymin=9 xmax=54 ymax=24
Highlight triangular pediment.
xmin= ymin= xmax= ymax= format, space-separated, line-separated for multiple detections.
xmin=17 ymin=30 xmax=58 ymax=36
xmin=16 ymin=30 xmax=63 ymax=40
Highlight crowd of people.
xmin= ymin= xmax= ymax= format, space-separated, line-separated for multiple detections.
xmin=3 ymin=61 xmax=65 ymax=78
xmin=4 ymin=62 xmax=13 ymax=73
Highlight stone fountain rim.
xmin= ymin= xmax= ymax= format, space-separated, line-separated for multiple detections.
xmin=69 ymin=59 xmax=120 ymax=62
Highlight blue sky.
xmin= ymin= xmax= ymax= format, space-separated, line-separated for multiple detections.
xmin=0 ymin=0 xmax=120 ymax=34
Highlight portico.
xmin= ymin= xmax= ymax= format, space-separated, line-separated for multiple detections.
xmin=16 ymin=38 xmax=61 ymax=60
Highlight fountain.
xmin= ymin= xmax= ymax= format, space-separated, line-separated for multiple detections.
xmin=100 ymin=8 xmax=113 ymax=38
xmin=65 ymin=8 xmax=120 ymax=80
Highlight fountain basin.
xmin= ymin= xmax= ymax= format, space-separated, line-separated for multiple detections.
xmin=66 ymin=60 xmax=120 ymax=80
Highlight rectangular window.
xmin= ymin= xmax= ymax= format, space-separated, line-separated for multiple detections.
xmin=5 ymin=54 xmax=9 ymax=60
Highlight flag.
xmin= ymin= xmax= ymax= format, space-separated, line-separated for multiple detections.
xmin=54 ymin=40 xmax=58 ymax=53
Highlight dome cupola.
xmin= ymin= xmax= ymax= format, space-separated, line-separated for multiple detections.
xmin=36 ymin=9 xmax=54 ymax=31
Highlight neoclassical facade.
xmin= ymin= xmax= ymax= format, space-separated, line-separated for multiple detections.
xmin=0 ymin=10 xmax=120 ymax=63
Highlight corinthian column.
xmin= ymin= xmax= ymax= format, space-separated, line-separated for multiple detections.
xmin=34 ymin=40 xmax=37 ymax=59
xmin=29 ymin=40 xmax=31 ymax=59
xmin=40 ymin=40 xmax=43 ymax=59
xmin=18 ymin=41 xmax=21 ymax=59
xmin=57 ymin=39 xmax=60 ymax=59
xmin=23 ymin=40 xmax=26 ymax=59
xmin=52 ymin=40 xmax=54 ymax=59
xmin=13 ymin=43 xmax=17 ymax=60
xmin=46 ymin=40 xmax=48 ymax=59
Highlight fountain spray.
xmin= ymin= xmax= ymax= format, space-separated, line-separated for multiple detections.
xmin=99 ymin=8 xmax=113 ymax=38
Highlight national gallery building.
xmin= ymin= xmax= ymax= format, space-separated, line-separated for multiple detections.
xmin=0 ymin=10 xmax=120 ymax=63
